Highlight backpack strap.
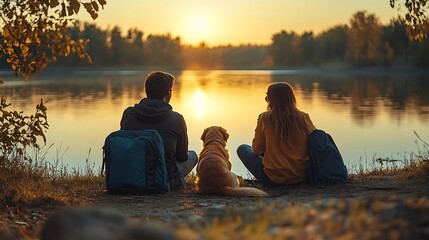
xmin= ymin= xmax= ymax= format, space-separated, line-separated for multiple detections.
xmin=101 ymin=145 xmax=105 ymax=175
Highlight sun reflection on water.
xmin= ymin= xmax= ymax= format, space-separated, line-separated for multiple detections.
xmin=192 ymin=89 xmax=207 ymax=120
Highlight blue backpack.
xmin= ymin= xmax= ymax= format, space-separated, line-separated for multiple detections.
xmin=306 ymin=129 xmax=348 ymax=185
xmin=102 ymin=130 xmax=170 ymax=194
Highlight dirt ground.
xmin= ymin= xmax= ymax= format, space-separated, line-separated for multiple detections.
xmin=90 ymin=174 xmax=429 ymax=224
xmin=2 ymin=173 xmax=429 ymax=239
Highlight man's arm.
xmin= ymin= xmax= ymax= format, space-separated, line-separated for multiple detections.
xmin=175 ymin=115 xmax=189 ymax=162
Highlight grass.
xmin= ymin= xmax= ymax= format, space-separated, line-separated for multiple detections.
xmin=0 ymin=153 xmax=105 ymax=239
xmin=355 ymin=131 xmax=429 ymax=179
xmin=0 ymin=135 xmax=428 ymax=239
xmin=175 ymin=195 xmax=429 ymax=240
xmin=0 ymin=155 xmax=104 ymax=207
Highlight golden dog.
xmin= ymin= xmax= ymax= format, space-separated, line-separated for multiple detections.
xmin=196 ymin=126 xmax=268 ymax=197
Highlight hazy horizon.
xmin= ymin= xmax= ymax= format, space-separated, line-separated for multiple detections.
xmin=76 ymin=0 xmax=404 ymax=46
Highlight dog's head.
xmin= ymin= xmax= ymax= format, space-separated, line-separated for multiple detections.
xmin=201 ymin=126 xmax=229 ymax=145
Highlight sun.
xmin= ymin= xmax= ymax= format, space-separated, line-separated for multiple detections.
xmin=186 ymin=15 xmax=210 ymax=44
xmin=188 ymin=15 xmax=209 ymax=34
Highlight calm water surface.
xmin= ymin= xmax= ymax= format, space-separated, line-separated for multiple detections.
xmin=1 ymin=70 xmax=428 ymax=176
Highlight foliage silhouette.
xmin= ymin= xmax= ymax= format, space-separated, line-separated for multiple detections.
xmin=0 ymin=0 xmax=106 ymax=79
xmin=0 ymin=98 xmax=48 ymax=163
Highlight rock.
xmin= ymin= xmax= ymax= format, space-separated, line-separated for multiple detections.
xmin=187 ymin=215 xmax=203 ymax=225
xmin=205 ymin=204 xmax=227 ymax=217
xmin=40 ymin=206 xmax=175 ymax=240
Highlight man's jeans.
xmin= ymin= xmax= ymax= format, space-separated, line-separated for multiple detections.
xmin=175 ymin=150 xmax=198 ymax=188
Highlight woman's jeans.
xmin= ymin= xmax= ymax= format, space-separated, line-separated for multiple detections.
xmin=236 ymin=144 xmax=282 ymax=187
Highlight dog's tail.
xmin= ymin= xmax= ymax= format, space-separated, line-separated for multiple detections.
xmin=218 ymin=186 xmax=268 ymax=197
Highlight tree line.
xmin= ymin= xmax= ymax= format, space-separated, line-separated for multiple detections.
xmin=3 ymin=10 xmax=429 ymax=70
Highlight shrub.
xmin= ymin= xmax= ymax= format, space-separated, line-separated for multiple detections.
xmin=0 ymin=97 xmax=48 ymax=164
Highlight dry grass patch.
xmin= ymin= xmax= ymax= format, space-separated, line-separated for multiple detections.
xmin=0 ymin=157 xmax=104 ymax=207
xmin=175 ymin=195 xmax=429 ymax=240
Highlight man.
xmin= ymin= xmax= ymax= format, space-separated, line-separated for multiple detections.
xmin=120 ymin=71 xmax=197 ymax=190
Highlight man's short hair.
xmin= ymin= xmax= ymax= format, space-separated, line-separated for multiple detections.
xmin=145 ymin=71 xmax=175 ymax=99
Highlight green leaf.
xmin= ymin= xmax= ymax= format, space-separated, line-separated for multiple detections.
xmin=21 ymin=45 xmax=29 ymax=56
xmin=98 ymin=0 xmax=107 ymax=7
xmin=2 ymin=28 xmax=10 ymax=38
xmin=67 ymin=6 xmax=74 ymax=16
xmin=92 ymin=1 xmax=99 ymax=12
xmin=60 ymin=3 xmax=67 ymax=17
xmin=83 ymin=2 xmax=93 ymax=12
xmin=49 ymin=0 xmax=60 ymax=8
xmin=406 ymin=13 xmax=412 ymax=22
xmin=70 ymin=0 xmax=80 ymax=14
xmin=90 ymin=12 xmax=99 ymax=20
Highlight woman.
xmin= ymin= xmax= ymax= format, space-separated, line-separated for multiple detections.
xmin=237 ymin=82 xmax=316 ymax=187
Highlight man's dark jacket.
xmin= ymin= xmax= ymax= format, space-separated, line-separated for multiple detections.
xmin=120 ymin=98 xmax=189 ymax=189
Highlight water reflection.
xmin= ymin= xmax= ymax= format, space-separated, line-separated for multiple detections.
xmin=191 ymin=89 xmax=208 ymax=120
xmin=0 ymin=70 xmax=428 ymax=175
xmin=271 ymin=74 xmax=429 ymax=125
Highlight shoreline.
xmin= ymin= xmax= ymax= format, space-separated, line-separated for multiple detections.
xmin=1 ymin=66 xmax=428 ymax=79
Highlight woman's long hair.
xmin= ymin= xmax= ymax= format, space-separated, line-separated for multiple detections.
xmin=266 ymin=82 xmax=311 ymax=148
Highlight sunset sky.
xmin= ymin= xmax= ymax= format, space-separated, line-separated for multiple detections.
xmin=77 ymin=0 xmax=404 ymax=46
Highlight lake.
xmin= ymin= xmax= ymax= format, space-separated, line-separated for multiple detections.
xmin=1 ymin=69 xmax=428 ymax=176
